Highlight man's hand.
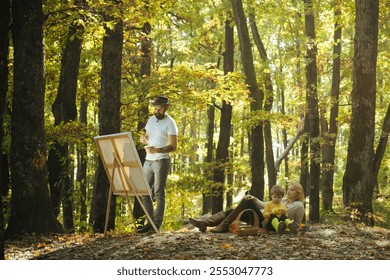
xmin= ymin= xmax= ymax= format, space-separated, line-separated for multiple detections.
xmin=145 ymin=145 xmax=174 ymax=154
xmin=140 ymin=135 xmax=148 ymax=144
xmin=243 ymin=195 xmax=255 ymax=200
xmin=145 ymin=146 xmax=158 ymax=154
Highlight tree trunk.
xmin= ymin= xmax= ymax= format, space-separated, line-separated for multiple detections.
xmin=211 ymin=18 xmax=234 ymax=214
xmin=133 ymin=22 xmax=152 ymax=226
xmin=7 ymin=0 xmax=62 ymax=236
xmin=0 ymin=0 xmax=9 ymax=163
xmin=91 ymin=13 xmax=123 ymax=233
xmin=203 ymin=100 xmax=215 ymax=214
xmin=48 ymin=16 xmax=83 ymax=232
xmin=321 ymin=3 xmax=342 ymax=212
xmin=300 ymin=135 xmax=310 ymax=195
xmin=373 ymin=104 xmax=390 ymax=189
xmin=0 ymin=0 xmax=10 ymax=258
xmin=231 ymin=0 xmax=265 ymax=200
xmin=303 ymin=0 xmax=320 ymax=222
xmin=275 ymin=118 xmax=305 ymax=171
xmin=249 ymin=11 xmax=276 ymax=190
xmin=77 ymin=100 xmax=88 ymax=230
xmin=342 ymin=0 xmax=379 ymax=224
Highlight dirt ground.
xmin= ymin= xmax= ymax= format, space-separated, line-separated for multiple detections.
xmin=4 ymin=223 xmax=390 ymax=260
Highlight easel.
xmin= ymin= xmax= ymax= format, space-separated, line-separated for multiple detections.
xmin=94 ymin=132 xmax=159 ymax=237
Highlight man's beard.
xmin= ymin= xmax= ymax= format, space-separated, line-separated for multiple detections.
xmin=154 ymin=113 xmax=165 ymax=120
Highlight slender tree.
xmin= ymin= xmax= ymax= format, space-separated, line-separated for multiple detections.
xmin=211 ymin=18 xmax=234 ymax=214
xmin=342 ymin=0 xmax=379 ymax=224
xmin=249 ymin=10 xmax=276 ymax=190
xmin=133 ymin=22 xmax=152 ymax=226
xmin=231 ymin=0 xmax=265 ymax=200
xmin=373 ymin=104 xmax=390 ymax=191
xmin=77 ymin=99 xmax=88 ymax=230
xmin=303 ymin=0 xmax=320 ymax=222
xmin=91 ymin=8 xmax=123 ymax=232
xmin=204 ymin=99 xmax=215 ymax=214
xmin=7 ymin=0 xmax=62 ymax=235
xmin=321 ymin=2 xmax=342 ymax=212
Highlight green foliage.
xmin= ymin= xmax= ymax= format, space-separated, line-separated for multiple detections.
xmin=45 ymin=121 xmax=96 ymax=146
xmin=373 ymin=197 xmax=390 ymax=229
xmin=4 ymin=0 xmax=388 ymax=235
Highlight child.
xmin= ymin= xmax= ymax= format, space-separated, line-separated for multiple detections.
xmin=263 ymin=185 xmax=295 ymax=233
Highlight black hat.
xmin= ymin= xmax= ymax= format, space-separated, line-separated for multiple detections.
xmin=150 ymin=96 xmax=169 ymax=105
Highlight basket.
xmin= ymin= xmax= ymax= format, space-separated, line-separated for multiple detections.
xmin=234 ymin=209 xmax=259 ymax=236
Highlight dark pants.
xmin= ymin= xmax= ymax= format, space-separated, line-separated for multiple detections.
xmin=235 ymin=199 xmax=265 ymax=226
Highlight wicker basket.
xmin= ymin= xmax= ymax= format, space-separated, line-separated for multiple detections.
xmin=234 ymin=209 xmax=259 ymax=236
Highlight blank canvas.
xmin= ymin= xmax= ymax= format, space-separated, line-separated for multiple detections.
xmin=94 ymin=132 xmax=151 ymax=196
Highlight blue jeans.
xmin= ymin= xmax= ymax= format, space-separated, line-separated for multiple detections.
xmin=141 ymin=158 xmax=170 ymax=227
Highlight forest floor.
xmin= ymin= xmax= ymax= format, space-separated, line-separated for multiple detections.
xmin=4 ymin=223 xmax=390 ymax=260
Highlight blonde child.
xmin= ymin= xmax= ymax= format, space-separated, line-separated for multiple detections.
xmin=263 ymin=185 xmax=295 ymax=233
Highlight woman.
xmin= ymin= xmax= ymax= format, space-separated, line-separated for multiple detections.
xmin=189 ymin=182 xmax=305 ymax=233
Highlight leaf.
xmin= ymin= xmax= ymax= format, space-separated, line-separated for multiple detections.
xmin=220 ymin=243 xmax=233 ymax=250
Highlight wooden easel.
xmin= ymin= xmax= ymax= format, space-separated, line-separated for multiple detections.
xmin=103 ymin=152 xmax=159 ymax=237
xmin=94 ymin=132 xmax=159 ymax=238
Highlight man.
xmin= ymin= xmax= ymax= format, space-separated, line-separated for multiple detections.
xmin=138 ymin=96 xmax=178 ymax=233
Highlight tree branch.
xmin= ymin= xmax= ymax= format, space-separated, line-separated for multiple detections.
xmin=275 ymin=118 xmax=305 ymax=171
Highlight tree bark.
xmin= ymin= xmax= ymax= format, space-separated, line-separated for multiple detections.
xmin=303 ymin=0 xmax=320 ymax=222
xmin=133 ymin=22 xmax=152 ymax=226
xmin=275 ymin=118 xmax=305 ymax=171
xmin=231 ymin=0 xmax=265 ymax=200
xmin=7 ymin=0 xmax=62 ymax=236
xmin=249 ymin=11 xmax=276 ymax=189
xmin=373 ymin=104 xmax=390 ymax=188
xmin=91 ymin=12 xmax=123 ymax=233
xmin=203 ymin=99 xmax=215 ymax=214
xmin=0 ymin=0 xmax=10 ymax=258
xmin=342 ymin=0 xmax=379 ymax=224
xmin=321 ymin=3 xmax=342 ymax=212
xmin=77 ymin=100 xmax=88 ymax=230
xmin=211 ymin=18 xmax=234 ymax=214
xmin=48 ymin=8 xmax=84 ymax=232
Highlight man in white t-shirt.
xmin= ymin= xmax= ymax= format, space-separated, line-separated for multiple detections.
xmin=138 ymin=96 xmax=178 ymax=233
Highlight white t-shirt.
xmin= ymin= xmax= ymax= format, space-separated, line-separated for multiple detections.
xmin=145 ymin=114 xmax=178 ymax=161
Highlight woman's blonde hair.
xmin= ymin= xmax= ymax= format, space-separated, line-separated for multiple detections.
xmin=289 ymin=182 xmax=305 ymax=202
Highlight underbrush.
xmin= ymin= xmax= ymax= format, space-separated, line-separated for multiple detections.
xmin=319 ymin=197 xmax=390 ymax=229
xmin=372 ymin=197 xmax=390 ymax=229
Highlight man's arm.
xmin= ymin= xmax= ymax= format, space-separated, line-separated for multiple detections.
xmin=146 ymin=134 xmax=177 ymax=154
xmin=140 ymin=131 xmax=149 ymax=145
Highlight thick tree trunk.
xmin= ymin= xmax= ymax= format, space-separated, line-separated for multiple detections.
xmin=7 ymin=0 xmax=62 ymax=236
xmin=342 ymin=0 xmax=379 ymax=224
xmin=321 ymin=3 xmax=342 ymax=212
xmin=91 ymin=13 xmax=123 ymax=233
xmin=231 ymin=0 xmax=265 ymax=200
xmin=303 ymin=0 xmax=320 ymax=222
xmin=47 ymin=0 xmax=85 ymax=233
xmin=0 ymin=0 xmax=9 ymax=159
xmin=0 ymin=0 xmax=10 ymax=259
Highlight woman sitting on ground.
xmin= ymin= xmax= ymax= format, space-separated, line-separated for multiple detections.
xmin=189 ymin=182 xmax=305 ymax=233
